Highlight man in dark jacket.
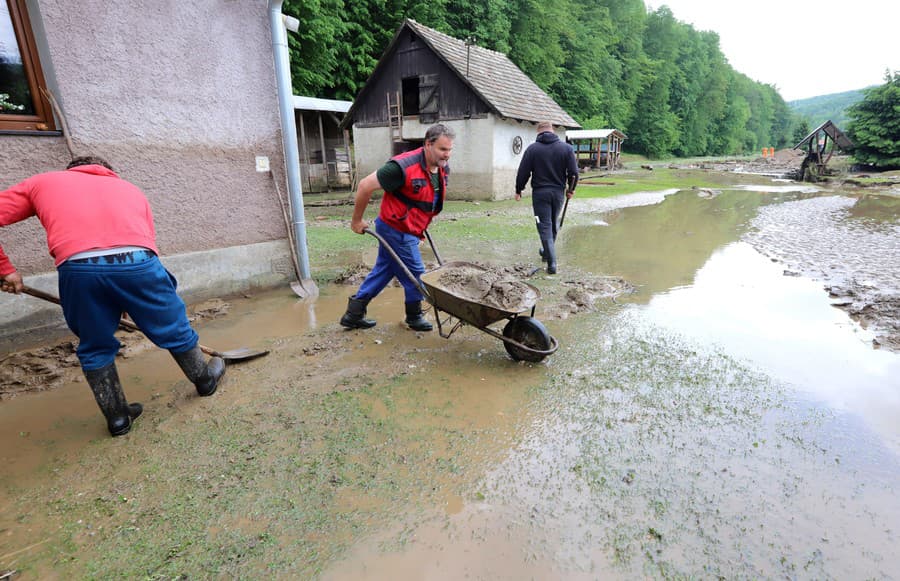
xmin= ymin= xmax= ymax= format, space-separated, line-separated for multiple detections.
xmin=515 ymin=121 xmax=578 ymax=274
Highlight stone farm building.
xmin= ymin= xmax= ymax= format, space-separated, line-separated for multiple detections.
xmin=342 ymin=19 xmax=580 ymax=201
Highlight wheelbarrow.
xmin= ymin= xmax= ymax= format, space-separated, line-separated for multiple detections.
xmin=363 ymin=228 xmax=559 ymax=362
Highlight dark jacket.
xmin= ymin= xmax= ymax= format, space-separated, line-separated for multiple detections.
xmin=515 ymin=131 xmax=578 ymax=194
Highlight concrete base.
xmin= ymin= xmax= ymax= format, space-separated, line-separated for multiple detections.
xmin=0 ymin=240 xmax=294 ymax=354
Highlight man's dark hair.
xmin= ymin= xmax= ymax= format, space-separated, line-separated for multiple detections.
xmin=425 ymin=124 xmax=455 ymax=143
xmin=66 ymin=156 xmax=114 ymax=172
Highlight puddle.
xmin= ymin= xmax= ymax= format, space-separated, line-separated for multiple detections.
xmin=646 ymin=241 xmax=900 ymax=450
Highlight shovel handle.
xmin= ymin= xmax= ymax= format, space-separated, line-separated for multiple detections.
xmin=423 ymin=229 xmax=444 ymax=266
xmin=21 ymin=285 xmax=220 ymax=358
xmin=558 ymin=195 xmax=570 ymax=230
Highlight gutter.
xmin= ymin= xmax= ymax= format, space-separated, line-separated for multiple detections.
xmin=268 ymin=0 xmax=318 ymax=297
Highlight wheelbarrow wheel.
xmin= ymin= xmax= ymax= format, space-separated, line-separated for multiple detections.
xmin=503 ymin=316 xmax=552 ymax=362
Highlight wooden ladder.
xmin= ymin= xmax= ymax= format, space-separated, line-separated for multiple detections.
xmin=387 ymin=91 xmax=402 ymax=144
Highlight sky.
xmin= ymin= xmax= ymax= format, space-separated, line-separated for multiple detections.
xmin=646 ymin=0 xmax=899 ymax=101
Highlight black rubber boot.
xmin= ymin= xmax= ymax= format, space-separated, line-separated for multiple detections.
xmin=541 ymin=238 xmax=557 ymax=274
xmin=405 ymin=301 xmax=433 ymax=331
xmin=83 ymin=363 xmax=142 ymax=437
xmin=539 ymin=246 xmax=547 ymax=262
xmin=171 ymin=345 xmax=226 ymax=396
xmin=340 ymin=295 xmax=376 ymax=329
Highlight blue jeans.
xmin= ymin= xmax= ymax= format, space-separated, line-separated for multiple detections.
xmin=355 ymin=218 xmax=425 ymax=303
xmin=57 ymin=251 xmax=198 ymax=370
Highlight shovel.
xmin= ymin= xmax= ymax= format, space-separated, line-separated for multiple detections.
xmin=558 ymin=194 xmax=570 ymax=229
xmin=269 ymin=170 xmax=319 ymax=298
xmin=21 ymin=285 xmax=269 ymax=363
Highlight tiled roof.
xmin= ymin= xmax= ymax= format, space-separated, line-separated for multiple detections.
xmin=405 ymin=20 xmax=580 ymax=128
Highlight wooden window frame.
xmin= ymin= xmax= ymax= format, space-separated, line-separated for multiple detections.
xmin=1 ymin=0 xmax=55 ymax=131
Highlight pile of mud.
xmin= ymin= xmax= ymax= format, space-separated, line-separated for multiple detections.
xmin=543 ymin=276 xmax=636 ymax=320
xmin=671 ymin=149 xmax=807 ymax=178
xmin=432 ymin=263 xmax=538 ymax=312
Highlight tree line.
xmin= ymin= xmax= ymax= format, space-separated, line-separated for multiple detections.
xmin=282 ymin=0 xmax=805 ymax=158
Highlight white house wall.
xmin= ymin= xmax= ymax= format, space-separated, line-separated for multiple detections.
xmin=352 ymin=117 xmax=496 ymax=200
xmin=492 ymin=119 xmax=539 ymax=200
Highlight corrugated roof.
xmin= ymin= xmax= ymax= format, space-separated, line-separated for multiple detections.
xmin=404 ymin=20 xmax=579 ymax=128
xmin=566 ymin=129 xmax=626 ymax=140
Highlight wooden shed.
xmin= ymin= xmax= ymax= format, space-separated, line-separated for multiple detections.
xmin=566 ymin=129 xmax=627 ymax=170
xmin=294 ymin=95 xmax=354 ymax=192
xmin=341 ymin=19 xmax=579 ymax=200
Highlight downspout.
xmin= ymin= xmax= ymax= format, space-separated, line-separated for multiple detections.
xmin=268 ymin=0 xmax=318 ymax=297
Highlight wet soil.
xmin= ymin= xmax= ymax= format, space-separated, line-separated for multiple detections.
xmin=432 ymin=262 xmax=538 ymax=311
xmin=668 ymin=148 xmax=807 ymax=177
xmin=1 ymin=170 xmax=898 ymax=578
xmin=1 ymin=298 xmax=236 ymax=399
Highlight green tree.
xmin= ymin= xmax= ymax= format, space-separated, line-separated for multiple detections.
xmin=506 ymin=0 xmax=568 ymax=90
xmin=629 ymin=60 xmax=679 ymax=158
xmin=847 ymin=71 xmax=900 ymax=169
xmin=792 ymin=117 xmax=811 ymax=144
xmin=282 ymin=0 xmax=347 ymax=97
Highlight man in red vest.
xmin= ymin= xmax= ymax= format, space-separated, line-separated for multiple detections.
xmin=340 ymin=124 xmax=455 ymax=331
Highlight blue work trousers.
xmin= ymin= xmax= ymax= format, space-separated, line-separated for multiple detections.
xmin=355 ymin=218 xmax=425 ymax=303
xmin=57 ymin=251 xmax=198 ymax=370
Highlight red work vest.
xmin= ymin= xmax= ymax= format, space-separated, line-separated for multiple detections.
xmin=379 ymin=147 xmax=448 ymax=237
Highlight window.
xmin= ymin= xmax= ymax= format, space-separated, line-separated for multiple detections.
xmin=401 ymin=74 xmax=439 ymax=122
xmin=401 ymin=76 xmax=420 ymax=115
xmin=1 ymin=0 xmax=55 ymax=131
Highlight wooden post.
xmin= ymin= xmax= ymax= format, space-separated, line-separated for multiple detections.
xmin=318 ymin=111 xmax=328 ymax=189
xmin=298 ymin=111 xmax=311 ymax=193
xmin=343 ymin=128 xmax=354 ymax=191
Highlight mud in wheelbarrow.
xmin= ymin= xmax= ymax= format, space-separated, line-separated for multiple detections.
xmin=420 ymin=262 xmax=559 ymax=362
xmin=363 ymin=228 xmax=559 ymax=362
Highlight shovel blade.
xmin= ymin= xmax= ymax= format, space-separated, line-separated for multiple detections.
xmin=290 ymin=278 xmax=319 ymax=298
xmin=217 ymin=347 xmax=271 ymax=363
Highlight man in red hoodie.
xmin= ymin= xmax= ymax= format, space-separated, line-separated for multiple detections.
xmin=0 ymin=156 xmax=225 ymax=437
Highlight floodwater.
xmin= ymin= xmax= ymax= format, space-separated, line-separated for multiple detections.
xmin=322 ymin=186 xmax=900 ymax=579
xmin=2 ymin=184 xmax=899 ymax=578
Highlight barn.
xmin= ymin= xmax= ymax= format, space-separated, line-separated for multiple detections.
xmin=342 ymin=19 xmax=580 ymax=201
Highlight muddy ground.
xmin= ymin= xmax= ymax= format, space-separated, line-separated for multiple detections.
xmin=0 ymin=267 xmax=631 ymax=399
xmin=1 ymin=164 xmax=898 ymax=579
xmin=0 ymin=299 xmax=234 ymax=400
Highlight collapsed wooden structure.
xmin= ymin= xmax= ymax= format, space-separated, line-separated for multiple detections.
xmin=793 ymin=120 xmax=854 ymax=181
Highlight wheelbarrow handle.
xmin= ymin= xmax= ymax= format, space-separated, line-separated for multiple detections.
xmin=362 ymin=228 xmax=432 ymax=302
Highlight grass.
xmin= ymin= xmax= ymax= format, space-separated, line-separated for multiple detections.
xmin=303 ymin=166 xmax=725 ymax=280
